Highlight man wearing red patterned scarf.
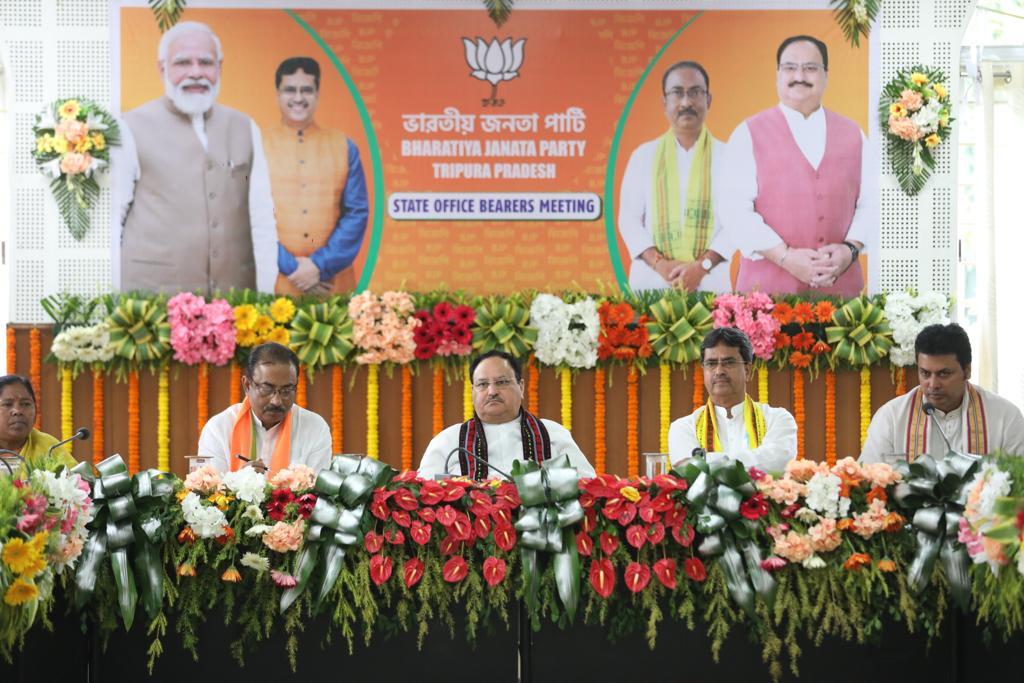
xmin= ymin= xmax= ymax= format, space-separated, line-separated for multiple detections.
xmin=418 ymin=350 xmax=595 ymax=480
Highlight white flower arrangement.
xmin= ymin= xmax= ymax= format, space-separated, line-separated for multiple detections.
xmin=222 ymin=467 xmax=269 ymax=505
xmin=181 ymin=492 xmax=229 ymax=538
xmin=529 ymin=294 xmax=599 ymax=369
xmin=804 ymin=472 xmax=851 ymax=519
xmin=883 ymin=291 xmax=951 ymax=367
xmin=51 ymin=322 xmax=115 ymax=366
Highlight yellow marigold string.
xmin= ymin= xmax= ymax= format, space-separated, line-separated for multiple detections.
xmin=691 ymin=360 xmax=704 ymax=411
xmin=894 ymin=367 xmax=907 ymax=396
xmin=92 ymin=368 xmax=104 ymax=464
xmin=527 ymin=355 xmax=540 ymax=415
xmin=859 ymin=366 xmax=872 ymax=449
xmin=793 ymin=368 xmax=805 ymax=461
xmin=659 ymin=363 xmax=671 ymax=453
xmin=758 ymin=365 xmax=769 ymax=403
xmin=197 ymin=361 xmax=209 ymax=436
xmin=462 ymin=359 xmax=473 ymax=421
xmin=367 ymin=364 xmax=380 ymax=459
xmin=128 ymin=369 xmax=140 ymax=474
xmin=30 ymin=328 xmax=41 ymax=429
xmin=560 ymin=367 xmax=573 ymax=432
xmin=5 ymin=326 xmax=15 ymax=374
xmin=60 ymin=366 xmax=73 ymax=442
xmin=296 ymin=366 xmax=308 ymax=408
xmin=229 ymin=363 xmax=242 ymax=405
xmin=331 ymin=365 xmax=343 ymax=453
xmin=825 ymin=369 xmax=837 ymax=466
xmin=157 ymin=364 xmax=170 ymax=471
xmin=594 ymin=367 xmax=606 ymax=473
xmin=627 ymin=365 xmax=639 ymax=478
xmin=432 ymin=367 xmax=445 ymax=435
xmin=401 ymin=365 xmax=413 ymax=471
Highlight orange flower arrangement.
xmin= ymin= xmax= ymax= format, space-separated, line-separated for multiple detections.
xmin=332 ymin=365 xmax=343 ymax=453
xmin=92 ymin=368 xmax=104 ymax=464
xmin=793 ymin=368 xmax=805 ymax=460
xmin=296 ymin=367 xmax=308 ymax=407
xmin=597 ymin=301 xmax=652 ymax=366
xmin=627 ymin=365 xmax=639 ymax=478
xmin=6 ymin=326 xmax=15 ymax=374
xmin=773 ymin=297 xmax=834 ymax=374
xmin=128 ymin=369 xmax=140 ymax=474
xmin=401 ymin=365 xmax=413 ymax=471
xmin=432 ymin=367 xmax=444 ymax=436
xmin=843 ymin=553 xmax=871 ymax=571
xmin=230 ymin=363 xmax=242 ymax=405
xmin=527 ymin=355 xmax=540 ymax=414
xmin=824 ymin=369 xmax=837 ymax=466
xmin=691 ymin=360 xmax=704 ymax=410
xmin=594 ymin=367 xmax=606 ymax=473
xmin=30 ymin=328 xmax=41 ymax=429
xmin=197 ymin=361 xmax=209 ymax=435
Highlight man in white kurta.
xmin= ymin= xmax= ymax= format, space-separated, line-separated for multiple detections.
xmin=418 ymin=352 xmax=595 ymax=480
xmin=860 ymin=323 xmax=1024 ymax=463
xmin=668 ymin=328 xmax=797 ymax=473
xmin=200 ymin=403 xmax=333 ymax=474
xmin=618 ymin=60 xmax=732 ymax=293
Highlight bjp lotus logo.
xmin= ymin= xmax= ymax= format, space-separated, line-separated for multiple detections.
xmin=461 ymin=36 xmax=526 ymax=106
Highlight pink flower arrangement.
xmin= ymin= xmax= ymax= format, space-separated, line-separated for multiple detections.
xmin=262 ymin=520 xmax=306 ymax=553
xmin=184 ymin=464 xmax=223 ymax=494
xmin=269 ymin=464 xmax=317 ymax=492
xmin=898 ymin=88 xmax=924 ymax=112
xmin=807 ymin=518 xmax=842 ymax=552
xmin=711 ymin=293 xmax=780 ymax=360
xmin=168 ymin=292 xmax=237 ymax=365
xmin=767 ymin=527 xmax=814 ymax=563
xmin=349 ymin=291 xmax=420 ymax=365
xmin=413 ymin=302 xmax=475 ymax=360
xmin=757 ymin=475 xmax=806 ymax=506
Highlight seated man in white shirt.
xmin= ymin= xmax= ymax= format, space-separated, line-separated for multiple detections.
xmin=861 ymin=323 xmax=1024 ymax=463
xmin=418 ymin=350 xmax=596 ymax=480
xmin=668 ymin=327 xmax=797 ymax=472
xmin=198 ymin=342 xmax=332 ymax=475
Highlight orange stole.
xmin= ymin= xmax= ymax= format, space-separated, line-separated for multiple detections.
xmin=228 ymin=397 xmax=293 ymax=476
xmin=264 ymin=122 xmax=355 ymax=295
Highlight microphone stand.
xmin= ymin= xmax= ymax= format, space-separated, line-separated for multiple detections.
xmin=0 ymin=448 xmax=26 ymax=475
xmin=45 ymin=427 xmax=91 ymax=461
xmin=921 ymin=403 xmax=978 ymax=459
xmin=438 ymin=446 xmax=513 ymax=481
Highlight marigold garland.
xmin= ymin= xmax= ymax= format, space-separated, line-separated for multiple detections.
xmin=157 ymin=364 xmax=170 ymax=471
xmin=758 ymin=365 xmax=769 ymax=403
xmin=594 ymin=367 xmax=606 ymax=473
xmin=230 ymin=363 xmax=242 ymax=405
xmin=860 ymin=366 xmax=872 ymax=449
xmin=894 ymin=367 xmax=907 ymax=396
xmin=401 ymin=365 xmax=413 ymax=471
xmin=527 ymin=355 xmax=540 ymax=415
xmin=691 ymin=360 xmax=704 ymax=410
xmin=824 ymin=369 xmax=837 ymax=466
xmin=296 ymin=367 xmax=308 ymax=408
xmin=6 ymin=326 xmax=15 ymax=374
xmin=92 ymin=368 xmax=104 ymax=464
xmin=128 ymin=369 xmax=140 ymax=474
xmin=367 ymin=364 xmax=380 ymax=459
xmin=197 ymin=361 xmax=209 ymax=436
xmin=60 ymin=366 xmax=73 ymax=442
xmin=432 ymin=367 xmax=444 ymax=436
xmin=332 ymin=365 xmax=343 ymax=453
xmin=659 ymin=363 xmax=671 ymax=454
xmin=560 ymin=367 xmax=573 ymax=433
xmin=627 ymin=365 xmax=639 ymax=478
xmin=462 ymin=360 xmax=473 ymax=421
xmin=793 ymin=368 xmax=805 ymax=460
xmin=30 ymin=328 xmax=41 ymax=429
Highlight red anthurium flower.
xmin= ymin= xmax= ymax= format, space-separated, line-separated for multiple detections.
xmin=663 ymin=505 xmax=686 ymax=528
xmin=653 ymin=474 xmax=686 ymax=491
xmin=473 ymin=515 xmax=491 ymax=539
xmin=444 ymin=485 xmax=466 ymax=502
xmin=647 ymin=522 xmax=665 ymax=545
xmin=493 ymin=523 xmax=517 ymax=552
xmin=653 ymin=558 xmax=677 ymax=590
xmin=469 ymin=500 xmax=493 ymax=519
xmin=395 ymin=470 xmax=420 ymax=484
xmin=601 ymin=498 xmax=624 ymax=521
xmin=684 ymin=557 xmax=707 ymax=582
xmin=490 ymin=508 xmax=512 ymax=527
xmin=403 ymin=558 xmax=424 ymax=588
xmin=493 ymin=482 xmax=520 ymax=509
xmin=364 ymin=531 xmax=384 ymax=553
xmin=436 ymin=505 xmax=458 ymax=527
xmin=625 ymin=524 xmax=647 ymax=549
xmin=740 ymin=493 xmax=769 ymax=521
xmin=599 ymin=531 xmax=619 ymax=555
xmin=391 ymin=510 xmax=412 ymax=528
xmin=440 ymin=534 xmax=462 ymax=556
xmin=385 ymin=529 xmax=405 ymax=545
xmin=418 ymin=481 xmax=446 ymax=506
xmin=672 ymin=524 xmax=695 ymax=547
xmin=616 ymin=504 xmax=638 ymax=526
xmin=449 ymin=512 xmax=475 ymax=541
xmin=418 ymin=507 xmax=437 ymax=523
xmin=624 ymin=562 xmax=651 ymax=593
xmin=393 ymin=488 xmax=419 ymax=511
xmin=649 ymin=491 xmax=675 ymax=513
xmin=370 ymin=499 xmax=390 ymax=521
xmin=582 ymin=508 xmax=598 ymax=533
xmin=410 ymin=521 xmax=431 ymax=545
xmin=579 ymin=491 xmax=596 ymax=509
xmin=369 ymin=554 xmax=393 ymax=586
xmin=482 ymin=557 xmax=507 ymax=587
xmin=589 ymin=558 xmax=615 ymax=599
xmin=639 ymin=504 xmax=658 ymax=524
xmin=443 ymin=556 xmax=469 ymax=583
xmin=576 ymin=531 xmax=594 ymax=557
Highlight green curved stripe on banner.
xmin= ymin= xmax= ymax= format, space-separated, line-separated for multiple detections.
xmin=285 ymin=9 xmax=383 ymax=294
xmin=603 ymin=11 xmax=705 ymax=293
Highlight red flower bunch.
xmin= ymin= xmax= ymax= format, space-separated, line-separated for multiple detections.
xmin=597 ymin=302 xmax=652 ymax=363
xmin=413 ymin=302 xmax=475 ymax=361
xmin=771 ymin=297 xmax=836 ymax=370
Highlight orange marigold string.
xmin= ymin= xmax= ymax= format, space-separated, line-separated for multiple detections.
xmin=5 ymin=326 xmax=15 ymax=374
xmin=825 ymin=369 xmax=837 ymax=466
xmin=128 ymin=369 xmax=140 ymax=474
xmin=432 ymin=367 xmax=445 ymax=436
xmin=197 ymin=361 xmax=209 ymax=436
xmin=230 ymin=363 xmax=242 ymax=405
xmin=296 ymin=366 xmax=308 ymax=407
xmin=527 ymin=355 xmax=540 ymax=415
xmin=627 ymin=365 xmax=639 ymax=478
xmin=30 ymin=328 xmax=41 ymax=429
xmin=894 ymin=367 xmax=907 ymax=396
xmin=594 ymin=367 xmax=606 ymax=473
xmin=331 ymin=365 xmax=343 ymax=453
xmin=401 ymin=365 xmax=413 ymax=471
xmin=691 ymin=360 xmax=704 ymax=410
xmin=793 ymin=368 xmax=805 ymax=460
xmin=92 ymin=368 xmax=104 ymax=464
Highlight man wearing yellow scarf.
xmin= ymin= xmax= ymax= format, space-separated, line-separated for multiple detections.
xmin=618 ymin=61 xmax=733 ymax=293
xmin=668 ymin=328 xmax=797 ymax=473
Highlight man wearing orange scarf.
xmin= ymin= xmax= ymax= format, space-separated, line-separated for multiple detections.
xmin=198 ymin=342 xmax=332 ymax=475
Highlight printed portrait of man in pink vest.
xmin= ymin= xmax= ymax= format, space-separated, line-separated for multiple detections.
xmin=718 ymin=35 xmax=877 ymax=298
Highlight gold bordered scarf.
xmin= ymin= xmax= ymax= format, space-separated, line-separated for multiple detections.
xmin=695 ymin=395 xmax=766 ymax=452
xmin=904 ymin=384 xmax=988 ymax=462
xmin=651 ymin=125 xmax=714 ymax=262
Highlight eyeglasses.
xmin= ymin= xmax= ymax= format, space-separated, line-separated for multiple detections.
xmin=664 ymin=86 xmax=708 ymax=101
xmin=701 ymin=359 xmax=746 ymax=370
xmin=473 ymin=378 xmax=517 ymax=392
xmin=280 ymin=85 xmax=317 ymax=96
xmin=779 ymin=62 xmax=825 ymax=75
xmin=249 ymin=382 xmax=297 ymax=399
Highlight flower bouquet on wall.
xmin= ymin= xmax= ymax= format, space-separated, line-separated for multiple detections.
xmin=880 ymin=67 xmax=953 ymax=195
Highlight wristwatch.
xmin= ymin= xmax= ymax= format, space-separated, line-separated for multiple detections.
xmin=842 ymin=241 xmax=860 ymax=263
xmin=700 ymin=258 xmax=714 ymax=272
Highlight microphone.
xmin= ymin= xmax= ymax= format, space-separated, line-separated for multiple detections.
xmin=439 ymin=446 xmax=512 ymax=481
xmin=921 ymin=403 xmax=956 ymax=456
xmin=691 ymin=447 xmax=708 ymax=459
xmin=0 ymin=449 xmax=26 ymax=476
xmin=46 ymin=427 xmax=91 ymax=460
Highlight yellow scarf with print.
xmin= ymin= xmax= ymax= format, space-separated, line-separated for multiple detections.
xmin=651 ymin=125 xmax=714 ymax=262
xmin=695 ymin=395 xmax=766 ymax=452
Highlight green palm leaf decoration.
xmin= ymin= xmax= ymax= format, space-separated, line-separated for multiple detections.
xmin=106 ymin=297 xmax=171 ymax=375
xmin=830 ymin=0 xmax=880 ymax=48
xmin=484 ymin=0 xmax=514 ymax=27
xmin=645 ymin=292 xmax=713 ymax=367
xmin=472 ymin=296 xmax=537 ymax=358
xmin=149 ymin=0 xmax=187 ymax=32
xmin=289 ymin=301 xmax=354 ymax=372
xmin=825 ymin=296 xmax=893 ymax=367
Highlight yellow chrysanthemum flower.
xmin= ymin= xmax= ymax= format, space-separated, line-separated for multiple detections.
xmin=266 ymin=326 xmax=290 ymax=345
xmin=925 ymin=133 xmax=941 ymax=148
xmin=52 ymin=135 xmax=69 ymax=155
xmin=933 ymin=83 xmax=947 ymax=100
xmin=91 ymin=133 xmax=106 ymax=150
xmin=176 ymin=489 xmax=190 ymax=502
xmin=3 ymin=578 xmax=39 ymax=606
xmin=253 ymin=315 xmax=274 ymax=334
xmin=234 ymin=304 xmax=258 ymax=330
xmin=75 ymin=136 xmax=93 ymax=153
xmin=889 ymin=102 xmax=907 ymax=118
xmin=58 ymin=99 xmax=81 ymax=121
xmin=36 ymin=134 xmax=53 ymax=153
xmin=910 ymin=72 xmax=929 ymax=86
xmin=269 ymin=297 xmax=296 ymax=324
xmin=2 ymin=537 xmax=29 ymax=571
xmin=207 ymin=492 xmax=234 ymax=511
xmin=237 ymin=329 xmax=259 ymax=347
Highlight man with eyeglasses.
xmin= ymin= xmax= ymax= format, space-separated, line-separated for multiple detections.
xmin=718 ymin=35 xmax=877 ymax=298
xmin=860 ymin=323 xmax=1024 ymax=464
xmin=264 ymin=56 xmax=368 ymax=297
xmin=418 ymin=350 xmax=595 ymax=479
xmin=668 ymin=327 xmax=797 ymax=472
xmin=617 ymin=60 xmax=733 ymax=293
xmin=199 ymin=342 xmax=332 ymax=474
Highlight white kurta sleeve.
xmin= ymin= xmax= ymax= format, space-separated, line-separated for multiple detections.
xmin=859 ymin=397 xmax=902 ymax=464
xmin=197 ymin=404 xmax=238 ymax=473
xmin=617 ymin=143 xmax=656 ymax=259
xmin=668 ymin=411 xmax=702 ymax=466
xmin=110 ymin=120 xmax=140 ymax=291
xmin=248 ymin=120 xmax=278 ymax=293
xmin=843 ymin=131 xmax=877 ymax=250
xmin=542 ymin=420 xmax=595 ymax=476
xmin=298 ymin=410 xmax=334 ymax=473
xmin=418 ymin=425 xmax=460 ymax=478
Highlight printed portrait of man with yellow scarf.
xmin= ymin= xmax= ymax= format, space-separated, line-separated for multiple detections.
xmin=618 ymin=60 xmax=733 ymax=294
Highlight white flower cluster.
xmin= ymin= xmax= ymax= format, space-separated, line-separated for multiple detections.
xmin=911 ymin=98 xmax=944 ymax=135
xmin=222 ymin=467 xmax=268 ymax=505
xmin=884 ymin=291 xmax=950 ymax=367
xmin=181 ymin=491 xmax=228 ymax=538
xmin=804 ymin=472 xmax=851 ymax=519
xmin=51 ymin=323 xmax=115 ymax=364
xmin=970 ymin=463 xmax=1012 ymax=520
xmin=33 ymin=468 xmax=94 ymax=538
xmin=530 ymin=294 xmax=599 ymax=369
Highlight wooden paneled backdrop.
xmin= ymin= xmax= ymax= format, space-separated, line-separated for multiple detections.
xmin=7 ymin=325 xmax=915 ymax=477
